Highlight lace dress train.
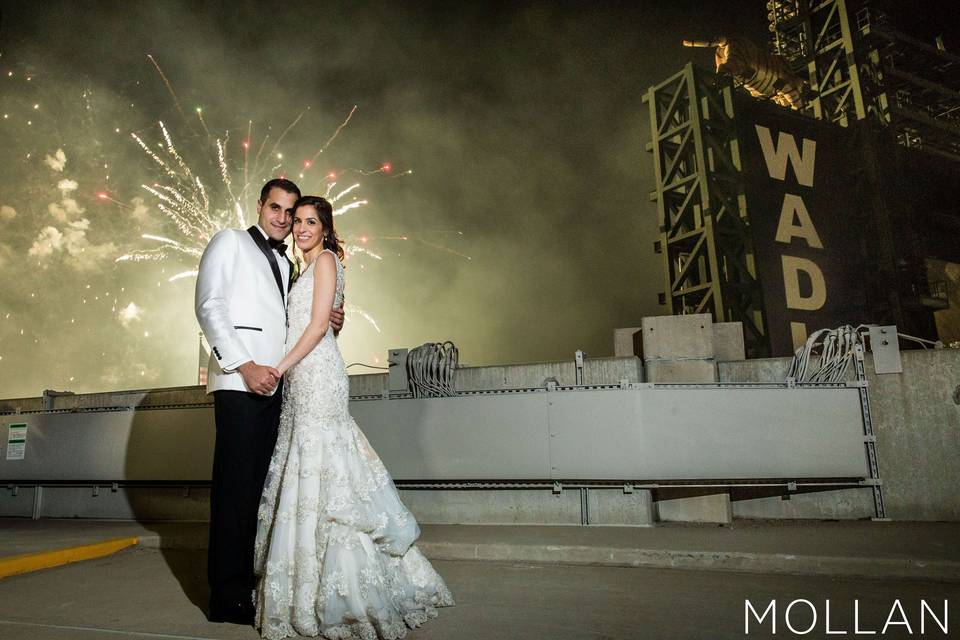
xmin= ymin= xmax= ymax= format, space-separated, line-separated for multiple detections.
xmin=254 ymin=254 xmax=454 ymax=640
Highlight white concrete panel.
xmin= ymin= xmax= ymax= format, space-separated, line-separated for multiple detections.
xmin=0 ymin=409 xmax=215 ymax=482
xmin=547 ymin=387 xmax=868 ymax=479
xmin=1 ymin=386 xmax=868 ymax=485
xmin=351 ymin=393 xmax=551 ymax=480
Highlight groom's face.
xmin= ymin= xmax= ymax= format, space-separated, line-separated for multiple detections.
xmin=257 ymin=187 xmax=296 ymax=241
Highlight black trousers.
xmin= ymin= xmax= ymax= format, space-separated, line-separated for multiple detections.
xmin=208 ymin=381 xmax=282 ymax=611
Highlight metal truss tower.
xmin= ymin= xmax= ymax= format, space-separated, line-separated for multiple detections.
xmin=643 ymin=64 xmax=769 ymax=357
xmin=768 ymin=0 xmax=960 ymax=162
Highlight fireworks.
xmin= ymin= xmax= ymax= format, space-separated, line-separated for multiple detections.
xmin=118 ymin=58 xmax=380 ymax=281
xmin=0 ymin=51 xmax=470 ymax=396
xmin=114 ymin=113 xmax=389 ymax=333
xmin=118 ymin=110 xmax=384 ymax=303
xmin=112 ymin=56 xmax=413 ymax=332
xmin=345 ymin=303 xmax=381 ymax=333
xmin=0 ymin=57 xmax=165 ymax=393
xmin=326 ymin=182 xmax=369 ymax=217
xmin=116 ymin=120 xmax=243 ymax=278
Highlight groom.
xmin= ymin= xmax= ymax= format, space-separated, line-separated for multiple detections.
xmin=195 ymin=178 xmax=345 ymax=624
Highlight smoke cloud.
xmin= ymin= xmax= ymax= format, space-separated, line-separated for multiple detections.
xmin=129 ymin=197 xmax=150 ymax=222
xmin=28 ymin=218 xmax=117 ymax=271
xmin=2 ymin=1 xmax=679 ymax=397
xmin=118 ymin=302 xmax=145 ymax=328
xmin=58 ymin=179 xmax=79 ymax=195
xmin=47 ymin=197 xmax=84 ymax=223
xmin=13 ymin=1 xmax=947 ymax=397
xmin=44 ymin=148 xmax=66 ymax=172
xmin=0 ymin=243 xmax=14 ymax=269
xmin=28 ymin=226 xmax=63 ymax=258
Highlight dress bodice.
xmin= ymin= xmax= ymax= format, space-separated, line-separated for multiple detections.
xmin=286 ymin=250 xmax=344 ymax=346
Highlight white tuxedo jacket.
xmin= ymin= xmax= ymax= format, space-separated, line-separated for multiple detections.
xmin=195 ymin=226 xmax=293 ymax=395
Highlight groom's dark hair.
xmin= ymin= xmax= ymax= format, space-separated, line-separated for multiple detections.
xmin=259 ymin=178 xmax=301 ymax=202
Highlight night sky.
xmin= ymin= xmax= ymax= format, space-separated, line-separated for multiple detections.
xmin=0 ymin=1 xmax=955 ymax=398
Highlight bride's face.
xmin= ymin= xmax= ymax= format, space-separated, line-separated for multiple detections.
xmin=292 ymin=206 xmax=324 ymax=253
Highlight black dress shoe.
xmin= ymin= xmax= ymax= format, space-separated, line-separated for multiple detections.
xmin=208 ymin=601 xmax=255 ymax=625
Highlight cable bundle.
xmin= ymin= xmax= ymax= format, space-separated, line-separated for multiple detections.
xmin=787 ymin=325 xmax=864 ymax=383
xmin=406 ymin=342 xmax=459 ymax=397
xmin=788 ymin=324 xmax=943 ymax=383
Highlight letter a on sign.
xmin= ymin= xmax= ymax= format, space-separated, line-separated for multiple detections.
xmin=782 ymin=255 xmax=826 ymax=311
xmin=755 ymin=125 xmax=817 ymax=187
xmin=775 ymin=194 xmax=823 ymax=249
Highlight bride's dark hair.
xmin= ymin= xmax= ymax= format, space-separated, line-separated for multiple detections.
xmin=293 ymin=195 xmax=345 ymax=262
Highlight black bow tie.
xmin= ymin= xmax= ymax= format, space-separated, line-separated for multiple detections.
xmin=268 ymin=238 xmax=288 ymax=257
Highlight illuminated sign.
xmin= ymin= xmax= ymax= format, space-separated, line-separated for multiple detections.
xmin=736 ymin=98 xmax=868 ymax=356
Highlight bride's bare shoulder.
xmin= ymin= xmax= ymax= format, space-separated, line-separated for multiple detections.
xmin=312 ymin=251 xmax=337 ymax=281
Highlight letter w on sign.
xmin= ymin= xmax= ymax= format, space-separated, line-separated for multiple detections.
xmin=755 ymin=125 xmax=817 ymax=187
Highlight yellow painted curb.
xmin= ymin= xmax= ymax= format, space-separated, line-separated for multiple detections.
xmin=0 ymin=537 xmax=139 ymax=579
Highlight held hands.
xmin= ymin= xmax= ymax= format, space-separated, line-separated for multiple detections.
xmin=238 ymin=361 xmax=281 ymax=395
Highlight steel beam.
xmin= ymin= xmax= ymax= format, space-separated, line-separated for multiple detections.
xmin=643 ymin=64 xmax=769 ymax=356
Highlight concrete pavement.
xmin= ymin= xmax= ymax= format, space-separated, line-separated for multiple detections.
xmin=2 ymin=518 xmax=959 ymax=582
xmin=0 ymin=547 xmax=957 ymax=639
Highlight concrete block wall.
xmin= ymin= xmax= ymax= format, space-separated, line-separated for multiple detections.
xmin=641 ymin=314 xmax=716 ymax=382
xmin=1 ymin=330 xmax=956 ymax=523
xmin=351 ymin=357 xmax=645 ymax=396
xmin=856 ymin=349 xmax=960 ymax=521
xmin=732 ymin=488 xmax=875 ymax=520
xmin=0 ymin=386 xmax=210 ymax=414
xmin=638 ymin=315 xmax=960 ymax=522
xmin=639 ymin=316 xmax=723 ymax=520
xmin=0 ymin=486 xmax=212 ymax=521
xmin=0 ymin=485 xmax=656 ymax=526
xmin=637 ymin=315 xmax=746 ymax=383
xmin=613 ymin=327 xmax=642 ymax=358
xmin=398 ymin=489 xmax=583 ymax=525
xmin=398 ymin=488 xmax=655 ymax=526
xmin=657 ymin=494 xmax=732 ymax=524
xmin=719 ymin=348 xmax=960 ymax=521
xmin=0 ymin=357 xmax=645 ymax=414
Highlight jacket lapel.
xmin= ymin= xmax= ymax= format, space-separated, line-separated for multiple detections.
xmin=246 ymin=226 xmax=285 ymax=305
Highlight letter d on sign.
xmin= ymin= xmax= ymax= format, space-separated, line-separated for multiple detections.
xmin=782 ymin=255 xmax=826 ymax=311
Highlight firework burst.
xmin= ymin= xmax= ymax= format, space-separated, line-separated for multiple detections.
xmin=118 ymin=115 xmax=383 ymax=280
xmin=115 ymin=80 xmax=392 ymax=332
xmin=115 ymin=120 xmax=244 ymax=277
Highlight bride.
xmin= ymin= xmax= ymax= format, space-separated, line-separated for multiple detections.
xmin=253 ymin=195 xmax=454 ymax=639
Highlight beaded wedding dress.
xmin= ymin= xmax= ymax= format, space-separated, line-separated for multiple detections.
xmin=254 ymin=251 xmax=454 ymax=640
